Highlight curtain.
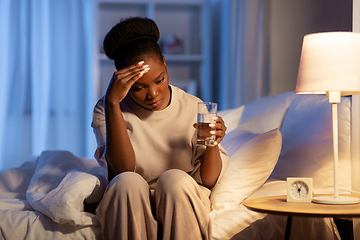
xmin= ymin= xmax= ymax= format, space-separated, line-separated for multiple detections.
xmin=209 ymin=0 xmax=270 ymax=110
xmin=0 ymin=0 xmax=95 ymax=171
xmin=352 ymin=0 xmax=360 ymax=192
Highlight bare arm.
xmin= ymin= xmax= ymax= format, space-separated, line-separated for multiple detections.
xmin=104 ymin=61 xmax=149 ymax=175
xmin=195 ymin=116 xmax=227 ymax=189
xmin=105 ymin=101 xmax=136 ymax=174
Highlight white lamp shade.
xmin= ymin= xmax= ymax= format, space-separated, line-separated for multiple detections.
xmin=296 ymin=32 xmax=360 ymax=96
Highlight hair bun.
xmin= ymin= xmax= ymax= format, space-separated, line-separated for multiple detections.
xmin=103 ymin=17 xmax=160 ymax=60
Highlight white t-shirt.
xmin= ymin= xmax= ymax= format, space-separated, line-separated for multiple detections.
xmin=91 ymin=85 xmax=228 ymax=187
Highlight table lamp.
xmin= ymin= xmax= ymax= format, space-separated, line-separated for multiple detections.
xmin=296 ymin=32 xmax=360 ymax=204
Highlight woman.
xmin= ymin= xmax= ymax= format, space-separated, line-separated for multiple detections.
xmin=91 ymin=17 xmax=228 ymax=240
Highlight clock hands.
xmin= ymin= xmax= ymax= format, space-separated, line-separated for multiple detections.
xmin=295 ymin=183 xmax=302 ymax=197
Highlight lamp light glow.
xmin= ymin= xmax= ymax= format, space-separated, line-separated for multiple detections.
xmin=296 ymin=32 xmax=360 ymax=96
xmin=296 ymin=32 xmax=360 ymax=205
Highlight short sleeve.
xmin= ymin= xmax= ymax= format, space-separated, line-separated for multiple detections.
xmin=91 ymin=98 xmax=108 ymax=173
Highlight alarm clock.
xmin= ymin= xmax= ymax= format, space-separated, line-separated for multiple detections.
xmin=287 ymin=177 xmax=313 ymax=202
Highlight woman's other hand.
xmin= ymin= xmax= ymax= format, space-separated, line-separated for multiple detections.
xmin=196 ymin=115 xmax=227 ymax=188
xmin=193 ymin=116 xmax=227 ymax=146
xmin=209 ymin=116 xmax=227 ymax=146
xmin=104 ymin=61 xmax=150 ymax=104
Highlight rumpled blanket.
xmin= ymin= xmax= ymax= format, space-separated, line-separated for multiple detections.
xmin=25 ymin=150 xmax=107 ymax=226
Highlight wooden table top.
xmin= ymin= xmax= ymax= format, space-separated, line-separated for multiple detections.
xmin=243 ymin=194 xmax=360 ymax=218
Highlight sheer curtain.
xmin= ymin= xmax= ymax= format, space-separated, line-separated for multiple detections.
xmin=0 ymin=0 xmax=95 ymax=171
xmin=209 ymin=0 xmax=270 ymax=110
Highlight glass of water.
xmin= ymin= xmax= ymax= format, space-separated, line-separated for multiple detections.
xmin=197 ymin=102 xmax=217 ymax=146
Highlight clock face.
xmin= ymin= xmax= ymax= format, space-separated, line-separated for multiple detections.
xmin=290 ymin=180 xmax=309 ymax=199
xmin=287 ymin=177 xmax=312 ymax=202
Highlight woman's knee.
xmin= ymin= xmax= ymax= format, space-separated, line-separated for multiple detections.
xmin=108 ymin=171 xmax=148 ymax=193
xmin=155 ymin=169 xmax=196 ymax=194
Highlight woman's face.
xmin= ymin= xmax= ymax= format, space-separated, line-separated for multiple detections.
xmin=129 ymin=55 xmax=171 ymax=111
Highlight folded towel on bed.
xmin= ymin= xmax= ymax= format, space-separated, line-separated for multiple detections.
xmin=26 ymin=150 xmax=106 ymax=226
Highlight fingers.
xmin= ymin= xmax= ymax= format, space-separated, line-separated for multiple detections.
xmin=209 ymin=116 xmax=227 ymax=145
xmin=112 ymin=61 xmax=150 ymax=87
xmin=115 ymin=61 xmax=146 ymax=74
xmin=105 ymin=61 xmax=150 ymax=103
xmin=210 ymin=116 xmax=227 ymax=134
xmin=194 ymin=116 xmax=227 ymax=146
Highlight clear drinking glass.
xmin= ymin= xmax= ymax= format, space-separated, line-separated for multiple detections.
xmin=197 ymin=102 xmax=217 ymax=146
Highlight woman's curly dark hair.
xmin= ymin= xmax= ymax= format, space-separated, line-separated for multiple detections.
xmin=103 ymin=17 xmax=163 ymax=70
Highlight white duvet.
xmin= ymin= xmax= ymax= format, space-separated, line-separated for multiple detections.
xmin=0 ymin=151 xmax=105 ymax=240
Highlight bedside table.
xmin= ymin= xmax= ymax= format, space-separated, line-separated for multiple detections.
xmin=243 ymin=194 xmax=360 ymax=240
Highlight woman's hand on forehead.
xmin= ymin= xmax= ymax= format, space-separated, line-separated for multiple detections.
xmin=104 ymin=61 xmax=150 ymax=105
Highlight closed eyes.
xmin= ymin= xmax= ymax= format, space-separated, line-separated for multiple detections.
xmin=131 ymin=76 xmax=165 ymax=91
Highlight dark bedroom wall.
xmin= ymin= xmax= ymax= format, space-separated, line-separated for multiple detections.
xmin=269 ymin=0 xmax=353 ymax=96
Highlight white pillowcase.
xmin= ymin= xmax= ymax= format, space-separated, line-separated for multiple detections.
xmin=271 ymin=95 xmax=351 ymax=193
xmin=219 ymin=91 xmax=295 ymax=136
xmin=210 ymin=128 xmax=282 ymax=217
xmin=218 ymin=105 xmax=245 ymax=133
xmin=237 ymin=91 xmax=295 ymax=134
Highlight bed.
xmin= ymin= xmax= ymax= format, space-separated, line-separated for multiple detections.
xmin=0 ymin=91 xmax=356 ymax=239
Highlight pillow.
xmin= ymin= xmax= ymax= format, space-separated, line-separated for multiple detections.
xmin=219 ymin=92 xmax=295 ymax=135
xmin=237 ymin=91 xmax=296 ymax=133
xmin=210 ymin=128 xmax=282 ymax=217
xmin=26 ymin=151 xmax=106 ymax=226
xmin=271 ymin=95 xmax=351 ymax=193
xmin=218 ymin=105 xmax=245 ymax=133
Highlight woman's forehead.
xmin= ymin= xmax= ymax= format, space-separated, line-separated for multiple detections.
xmin=138 ymin=54 xmax=162 ymax=65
